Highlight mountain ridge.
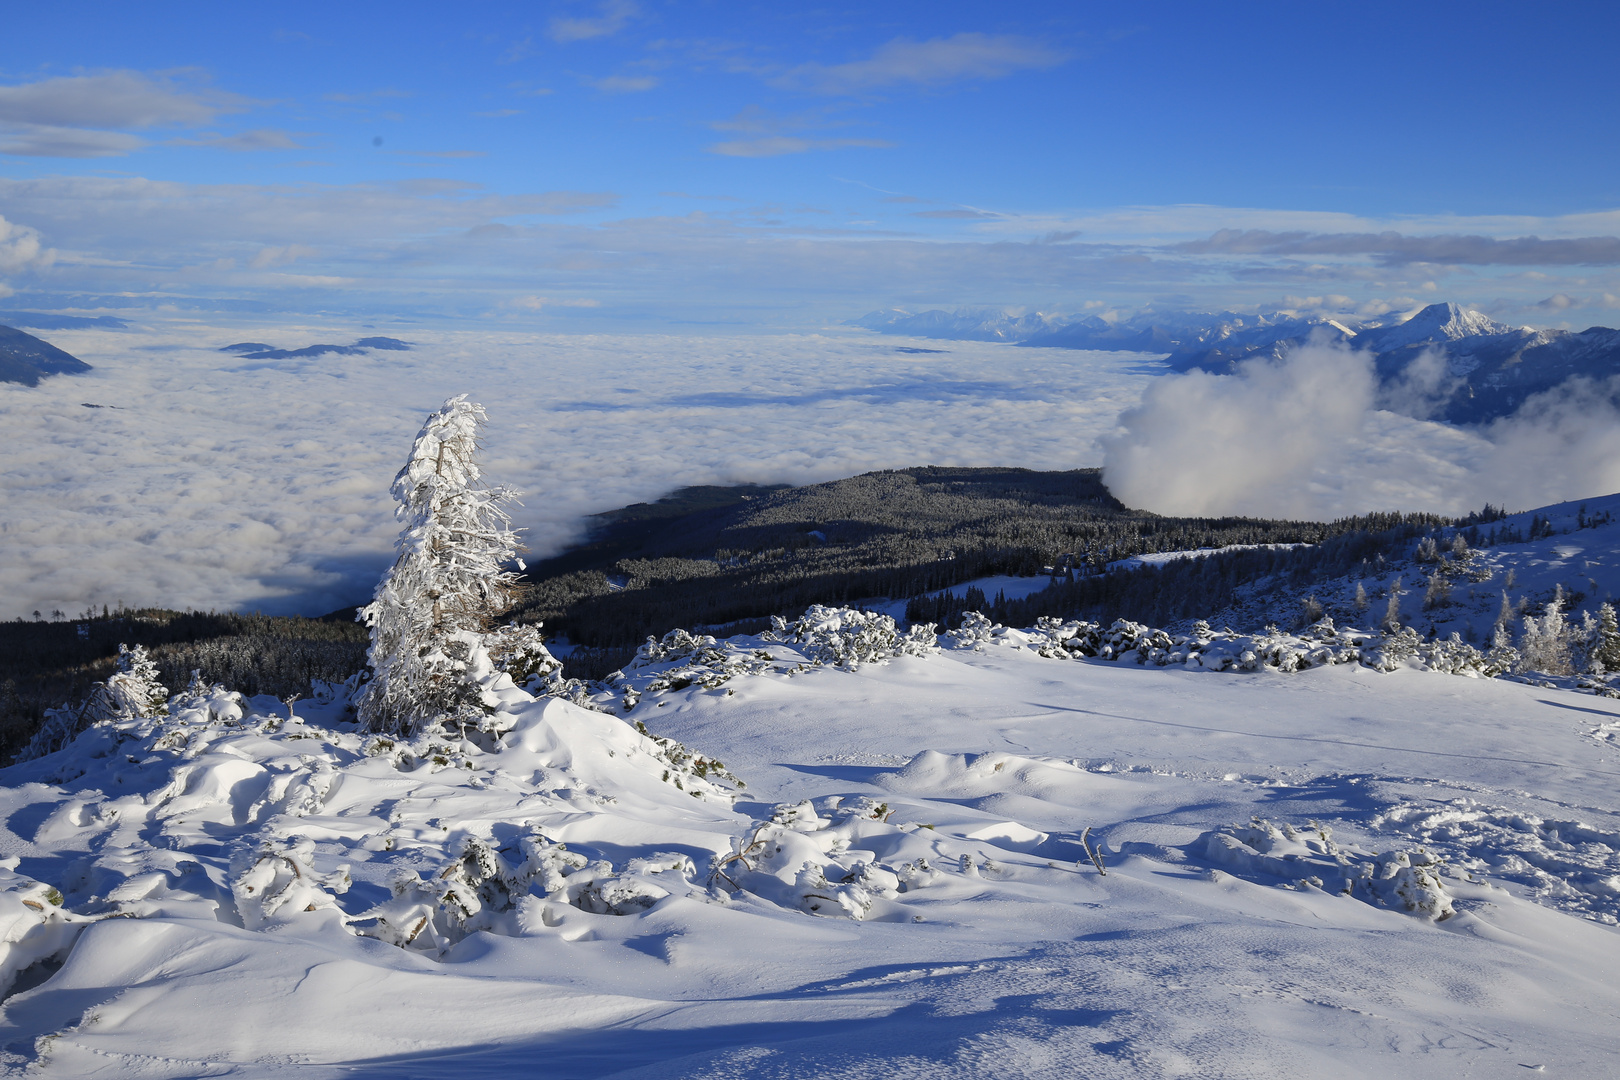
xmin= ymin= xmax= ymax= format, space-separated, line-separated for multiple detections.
xmin=849 ymin=302 xmax=1620 ymax=425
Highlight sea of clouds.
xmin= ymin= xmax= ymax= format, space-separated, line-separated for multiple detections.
xmin=9 ymin=325 xmax=1620 ymax=623
xmin=1101 ymin=341 xmax=1620 ymax=521
xmin=0 ymin=325 xmax=1159 ymax=620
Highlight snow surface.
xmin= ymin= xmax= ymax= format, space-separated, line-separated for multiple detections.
xmin=0 ymin=323 xmax=1160 ymax=620
xmin=1 ymin=624 xmax=1619 ymax=1076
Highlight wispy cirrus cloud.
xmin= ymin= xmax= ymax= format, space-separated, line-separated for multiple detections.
xmin=168 ymin=128 xmax=307 ymax=151
xmin=706 ymin=105 xmax=890 ymax=157
xmin=770 ymin=33 xmax=1068 ymax=95
xmin=0 ymin=70 xmax=246 ymax=129
xmin=0 ymin=126 xmax=144 ymax=158
xmin=590 ymin=75 xmax=658 ymax=93
xmin=0 ymin=70 xmax=276 ymax=159
xmin=709 ymin=136 xmax=890 ymax=157
xmin=550 ymin=0 xmax=638 ymax=43
xmin=1178 ymin=228 xmax=1620 ymax=266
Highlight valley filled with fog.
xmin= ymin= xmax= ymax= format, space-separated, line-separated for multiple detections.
xmin=0 ymin=324 xmax=1158 ymax=620
xmin=8 ymin=314 xmax=1620 ymax=622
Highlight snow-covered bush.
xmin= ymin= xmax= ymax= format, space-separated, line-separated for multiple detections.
xmin=1203 ymin=818 xmax=1453 ymax=920
xmin=350 ymin=831 xmax=701 ymax=952
xmin=230 ymin=839 xmax=351 ymax=930
xmin=484 ymin=621 xmax=564 ymax=691
xmin=711 ymin=797 xmax=913 ymax=920
xmin=766 ymin=605 xmax=939 ymax=670
xmin=17 ymin=643 xmax=169 ymax=762
xmin=356 ymin=396 xmax=526 ymax=736
xmin=0 ymin=858 xmax=91 ymax=996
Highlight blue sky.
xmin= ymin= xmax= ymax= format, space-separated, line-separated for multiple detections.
xmin=3 ymin=1 xmax=1619 ymax=328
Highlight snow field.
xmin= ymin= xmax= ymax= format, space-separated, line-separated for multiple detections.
xmin=0 ymin=630 xmax=1619 ymax=1076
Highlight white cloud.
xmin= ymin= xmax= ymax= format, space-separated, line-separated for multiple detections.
xmin=0 ymin=325 xmax=1156 ymax=619
xmin=0 ymin=214 xmax=54 ymax=274
xmin=550 ymin=0 xmax=638 ymax=43
xmin=590 ymin=75 xmax=658 ymax=93
xmin=503 ymin=295 xmax=600 ymax=310
xmin=707 ymin=136 xmax=891 ymax=157
xmin=1101 ymin=342 xmax=1620 ymax=520
xmin=0 ymin=71 xmax=244 ymax=129
xmin=250 ymin=244 xmax=320 ymax=269
xmin=0 ymin=71 xmax=258 ymax=159
xmin=773 ymin=34 xmax=1067 ymax=95
xmin=0 ymin=126 xmax=145 ymax=158
xmin=168 ymin=128 xmax=306 ymax=151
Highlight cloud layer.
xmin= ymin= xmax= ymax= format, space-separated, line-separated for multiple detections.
xmin=0 ymin=325 xmax=1158 ymax=619
xmin=1102 ymin=342 xmax=1620 ymax=520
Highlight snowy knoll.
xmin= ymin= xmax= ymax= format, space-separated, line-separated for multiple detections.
xmin=2 ymin=613 xmax=1620 ymax=1074
xmin=0 ymin=325 xmax=90 ymax=387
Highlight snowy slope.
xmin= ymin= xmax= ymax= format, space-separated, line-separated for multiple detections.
xmin=0 ymin=612 xmax=1618 ymax=1076
xmin=1202 ymin=491 xmax=1620 ymax=644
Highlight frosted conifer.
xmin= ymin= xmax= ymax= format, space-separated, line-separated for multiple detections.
xmin=1592 ymin=603 xmax=1620 ymax=675
xmin=1382 ymin=578 xmax=1404 ymax=631
xmin=356 ymin=396 xmax=525 ymax=735
xmin=1517 ymin=584 xmax=1574 ymax=676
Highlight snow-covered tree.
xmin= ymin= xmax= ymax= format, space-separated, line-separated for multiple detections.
xmin=1592 ymin=603 xmax=1620 ymax=675
xmin=1382 ymin=577 xmax=1404 ymax=631
xmin=1422 ymin=573 xmax=1451 ymax=610
xmin=17 ymin=644 xmax=167 ymax=761
xmin=1517 ymin=585 xmax=1574 ymax=676
xmin=355 ymin=396 xmax=525 ymax=736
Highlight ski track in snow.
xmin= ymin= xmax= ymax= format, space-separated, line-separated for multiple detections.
xmin=0 ymin=636 xmax=1618 ymax=1077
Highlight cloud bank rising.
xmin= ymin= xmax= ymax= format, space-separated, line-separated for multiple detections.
xmin=1102 ymin=343 xmax=1620 ymax=520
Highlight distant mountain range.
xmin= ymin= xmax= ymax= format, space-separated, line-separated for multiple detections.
xmin=849 ymin=303 xmax=1620 ymax=425
xmin=0 ymin=324 xmax=92 ymax=386
xmin=219 ymin=337 xmax=412 ymax=361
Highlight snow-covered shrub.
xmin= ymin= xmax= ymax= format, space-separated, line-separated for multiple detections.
xmin=351 ymin=832 xmax=699 ymax=953
xmin=17 ymin=644 xmax=169 ymax=762
xmin=632 ymin=719 xmax=745 ymax=795
xmin=1203 ymin=818 xmax=1453 ymax=920
xmin=230 ymin=839 xmax=350 ymax=930
xmin=0 ymin=858 xmax=91 ymax=996
xmin=611 ymin=630 xmax=778 ymax=707
xmin=711 ymin=797 xmax=910 ymax=919
xmin=357 ymin=396 xmax=525 ymax=736
xmin=766 ymin=606 xmax=939 ymax=670
xmin=484 ymin=621 xmax=562 ymax=692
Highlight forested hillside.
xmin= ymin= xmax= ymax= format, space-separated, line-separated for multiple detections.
xmin=511 ymin=466 xmax=1453 ymax=662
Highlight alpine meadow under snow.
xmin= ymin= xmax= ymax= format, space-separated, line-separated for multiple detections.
xmin=0 ymin=394 xmax=1619 ymax=1076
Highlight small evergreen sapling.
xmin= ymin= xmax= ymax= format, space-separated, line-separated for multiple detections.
xmin=356 ymin=396 xmax=525 ymax=736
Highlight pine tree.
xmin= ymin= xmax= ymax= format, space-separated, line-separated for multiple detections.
xmin=1382 ymin=577 xmax=1404 ymax=631
xmin=1517 ymin=584 xmax=1574 ymax=676
xmin=1591 ymin=602 xmax=1620 ymax=675
xmin=1422 ymin=573 xmax=1451 ymax=610
xmin=1353 ymin=582 xmax=1368 ymax=615
xmin=356 ymin=396 xmax=525 ymax=736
